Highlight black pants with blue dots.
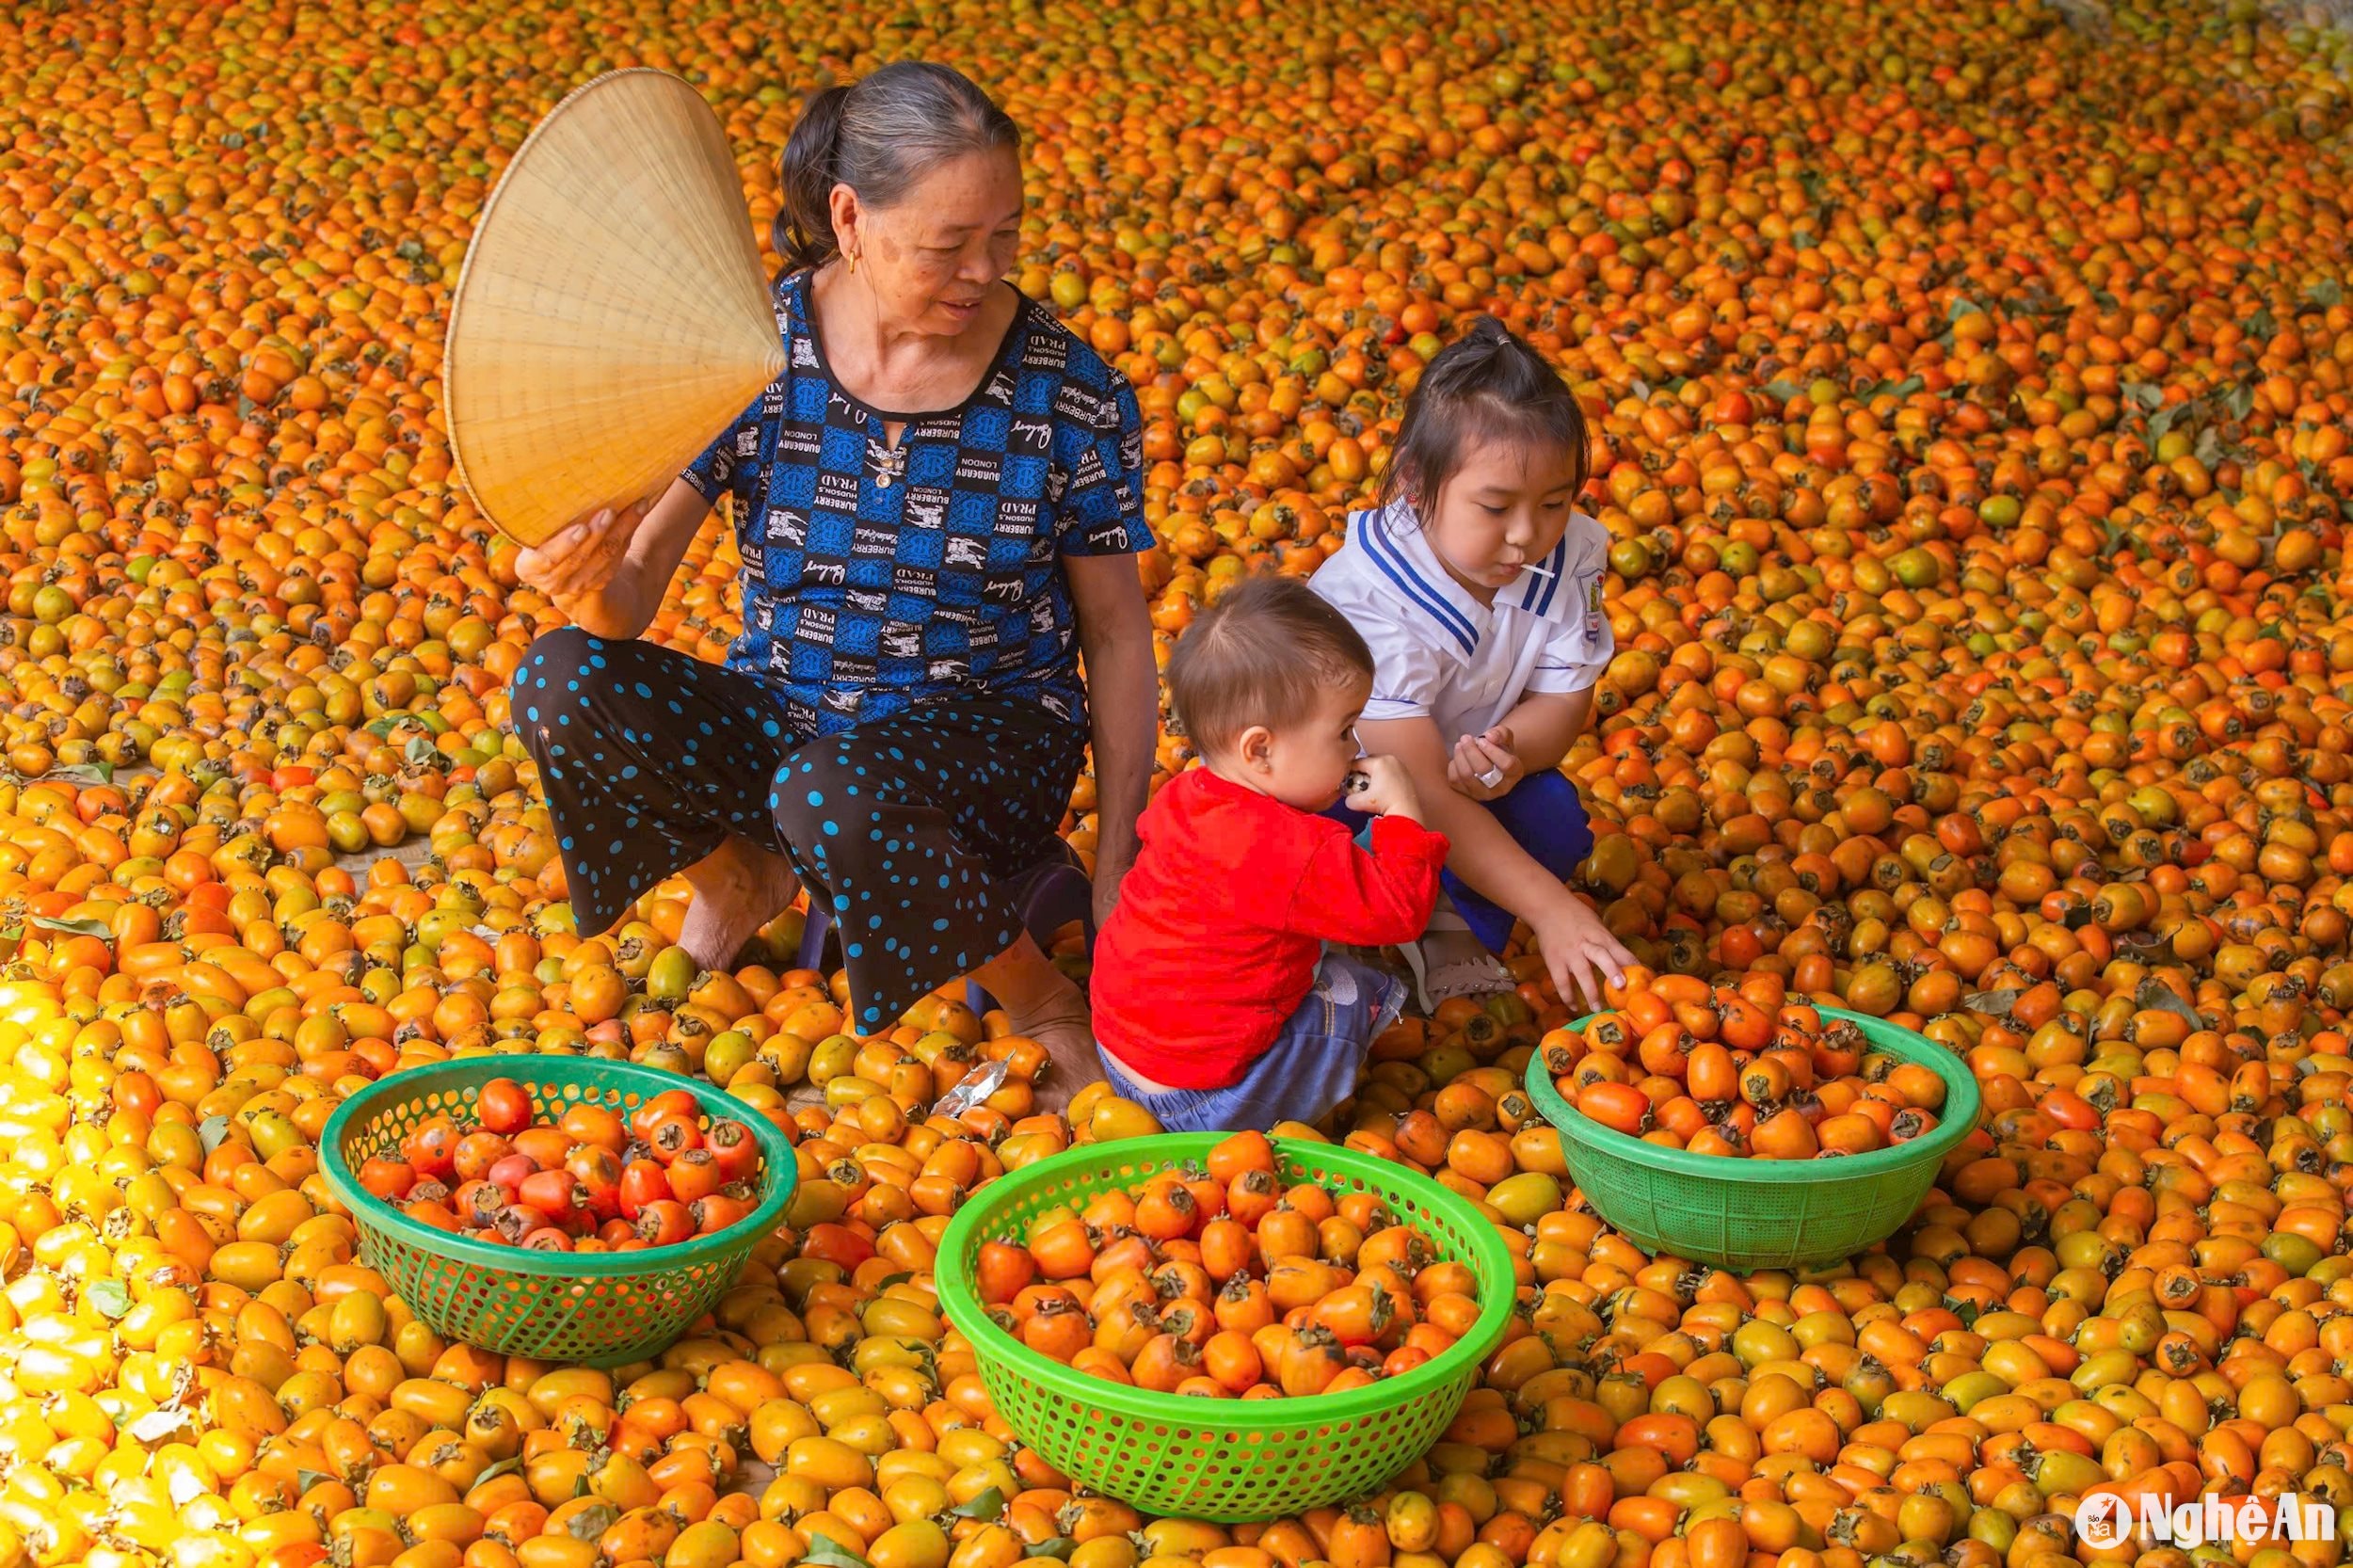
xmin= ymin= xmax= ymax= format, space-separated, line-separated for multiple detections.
xmin=512 ymin=627 xmax=1085 ymax=1032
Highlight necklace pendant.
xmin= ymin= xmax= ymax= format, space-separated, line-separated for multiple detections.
xmin=874 ymin=473 xmax=891 ymax=489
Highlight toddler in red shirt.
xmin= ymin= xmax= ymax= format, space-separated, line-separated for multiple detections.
xmin=1091 ymin=575 xmax=1450 ymax=1131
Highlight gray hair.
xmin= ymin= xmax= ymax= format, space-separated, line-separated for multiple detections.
xmin=772 ymin=62 xmax=1019 ymax=274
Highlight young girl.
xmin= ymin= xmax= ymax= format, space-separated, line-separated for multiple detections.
xmin=1312 ymin=317 xmax=1636 ymax=1014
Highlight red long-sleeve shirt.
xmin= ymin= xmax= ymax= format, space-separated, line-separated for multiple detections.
xmin=1090 ymin=768 xmax=1449 ymax=1090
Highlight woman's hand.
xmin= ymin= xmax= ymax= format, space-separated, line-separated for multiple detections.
xmin=1446 ymin=726 xmax=1525 ymax=803
xmin=508 ymin=481 xmax=712 ymax=643
xmin=515 ymin=498 xmax=651 ymax=607
xmin=1530 ymin=893 xmax=1636 ymax=1015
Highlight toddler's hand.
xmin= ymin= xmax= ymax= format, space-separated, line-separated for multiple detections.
xmin=1448 ymin=726 xmax=1525 ymax=802
xmin=1345 ymin=755 xmax=1422 ymax=821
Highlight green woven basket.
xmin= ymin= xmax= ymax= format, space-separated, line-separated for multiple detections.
xmin=320 ymin=1055 xmax=797 ymax=1367
xmin=1525 ymin=1006 xmax=1980 ymax=1272
xmin=935 ymin=1135 xmax=1514 ymax=1523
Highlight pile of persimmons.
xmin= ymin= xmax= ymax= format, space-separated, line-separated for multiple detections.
xmin=1 ymin=0 xmax=2352 ymax=1567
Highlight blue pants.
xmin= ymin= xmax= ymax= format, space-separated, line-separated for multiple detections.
xmin=1323 ymin=770 xmax=1593 ymax=954
xmin=1097 ymin=953 xmax=1407 ymax=1132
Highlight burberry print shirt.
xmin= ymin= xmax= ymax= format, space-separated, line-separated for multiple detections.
xmin=681 ymin=272 xmax=1152 ymax=740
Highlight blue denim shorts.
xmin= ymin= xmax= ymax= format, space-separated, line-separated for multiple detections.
xmin=1096 ymin=952 xmax=1407 ymax=1133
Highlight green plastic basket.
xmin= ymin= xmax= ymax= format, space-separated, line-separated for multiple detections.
xmin=1525 ymin=1006 xmax=1980 ymax=1272
xmin=934 ymin=1134 xmax=1515 ymax=1523
xmin=320 ymin=1055 xmax=797 ymax=1367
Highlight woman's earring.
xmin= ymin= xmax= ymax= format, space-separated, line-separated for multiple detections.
xmin=845 ymin=250 xmax=857 ymax=276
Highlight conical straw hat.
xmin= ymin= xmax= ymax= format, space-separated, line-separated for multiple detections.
xmin=444 ymin=69 xmax=785 ymax=546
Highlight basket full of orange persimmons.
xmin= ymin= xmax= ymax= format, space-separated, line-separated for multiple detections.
xmin=932 ymin=1130 xmax=1514 ymax=1522
xmin=321 ymin=1056 xmax=798 ymax=1366
xmin=1524 ymin=969 xmax=1981 ymax=1271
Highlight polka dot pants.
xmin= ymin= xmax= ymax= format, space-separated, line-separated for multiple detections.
xmin=512 ymin=627 xmax=1086 ymax=1031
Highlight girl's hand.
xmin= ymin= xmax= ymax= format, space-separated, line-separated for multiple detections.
xmin=515 ymin=498 xmax=653 ymax=605
xmin=1447 ymin=726 xmax=1525 ymax=802
xmin=1531 ymin=894 xmax=1635 ymax=1015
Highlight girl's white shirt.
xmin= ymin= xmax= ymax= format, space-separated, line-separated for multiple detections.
xmin=1310 ymin=500 xmax=1614 ymax=747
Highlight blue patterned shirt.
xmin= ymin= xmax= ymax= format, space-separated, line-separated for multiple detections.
xmin=682 ymin=271 xmax=1151 ymax=737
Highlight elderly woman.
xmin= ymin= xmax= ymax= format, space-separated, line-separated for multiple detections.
xmin=509 ymin=63 xmax=1156 ymax=1097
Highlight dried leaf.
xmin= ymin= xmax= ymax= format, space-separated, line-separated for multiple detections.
xmin=1961 ymin=988 xmax=2023 ymax=1015
xmin=126 ymin=1409 xmax=192 ymax=1443
xmin=2135 ymin=979 xmax=2202 ymax=1026
xmin=564 ymin=1504 xmax=619 ymax=1544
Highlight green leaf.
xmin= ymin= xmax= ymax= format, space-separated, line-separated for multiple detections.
xmin=86 ymin=1279 xmax=132 ymax=1319
xmin=0 ymin=927 xmax=20 ymax=964
xmin=30 ymin=915 xmax=112 ymax=939
xmin=1946 ymin=296 xmax=1984 ymax=322
xmin=1761 ymin=378 xmax=1804 ymax=402
xmin=475 ymin=1456 xmax=523 ymax=1483
xmin=949 ymin=1487 xmax=1006 ymax=1521
xmin=2193 ymin=427 xmax=2224 ymax=470
xmin=1026 ymin=1540 xmax=1077 ymax=1562
xmin=2247 ymin=306 xmax=2276 ymax=340
xmin=2303 ymin=280 xmax=2345 ymax=309
xmin=2124 ymin=382 xmax=2164 ymax=413
xmin=48 ymin=762 xmax=114 ymax=785
xmin=198 ymin=1114 xmax=232 ymax=1154
xmin=2222 ymin=384 xmax=2255 ymax=421
xmin=404 ymin=735 xmax=440 ymax=766
xmin=802 ymin=1537 xmax=873 ymax=1568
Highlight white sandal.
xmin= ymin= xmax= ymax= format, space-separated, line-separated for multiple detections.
xmin=1396 ymin=941 xmax=1517 ymax=1015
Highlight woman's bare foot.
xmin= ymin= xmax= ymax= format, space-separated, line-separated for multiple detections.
xmin=1004 ymin=980 xmax=1101 ymax=1113
xmin=679 ymin=836 xmax=799 ymax=971
xmin=974 ymin=936 xmax=1102 ymax=1113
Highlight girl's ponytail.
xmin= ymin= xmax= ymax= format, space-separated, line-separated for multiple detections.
xmin=773 ymin=84 xmax=854 ymax=273
xmin=1380 ymin=315 xmax=1589 ymax=509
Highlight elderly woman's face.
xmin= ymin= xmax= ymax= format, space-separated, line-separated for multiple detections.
xmin=845 ymin=148 xmax=1024 ymax=337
